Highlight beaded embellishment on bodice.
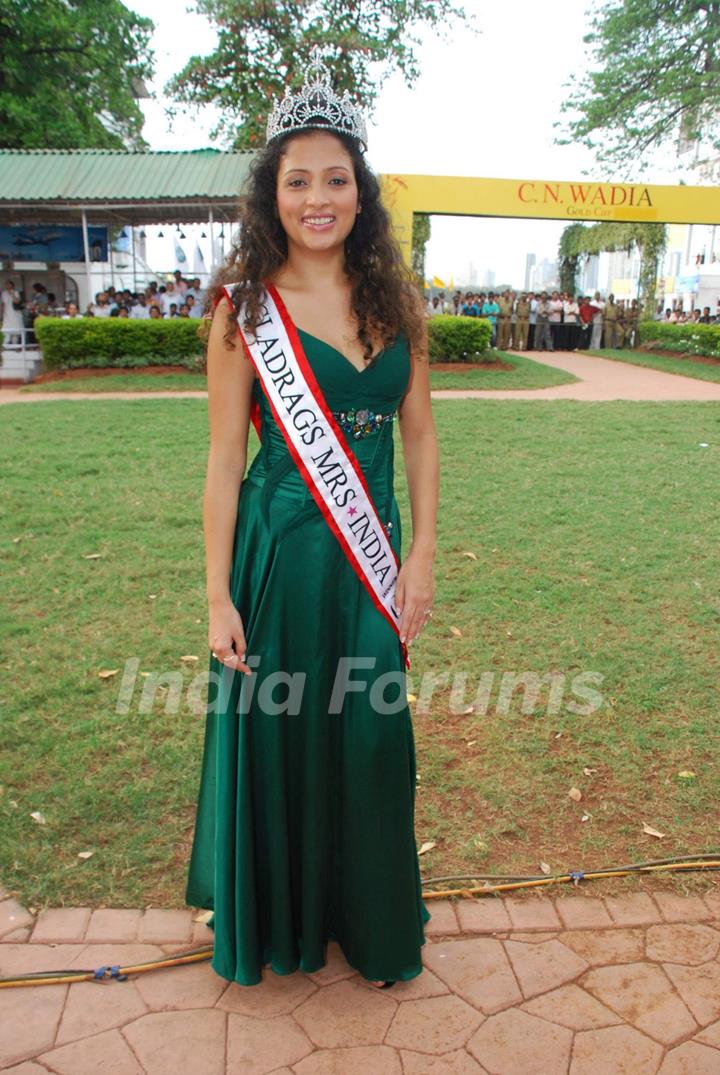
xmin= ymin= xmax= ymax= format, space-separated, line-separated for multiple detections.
xmin=330 ymin=407 xmax=397 ymax=439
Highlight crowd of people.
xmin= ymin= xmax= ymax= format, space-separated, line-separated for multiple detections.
xmin=1 ymin=271 xmax=208 ymax=346
xmin=81 ymin=272 xmax=207 ymax=321
xmin=426 ymin=288 xmax=718 ymax=351
xmin=659 ymin=304 xmax=717 ymax=325
xmin=5 ymin=272 xmax=718 ymax=353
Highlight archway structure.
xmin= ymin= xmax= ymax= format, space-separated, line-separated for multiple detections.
xmin=379 ymin=174 xmax=720 ymax=266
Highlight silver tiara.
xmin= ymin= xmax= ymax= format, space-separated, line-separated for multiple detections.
xmin=266 ymin=47 xmax=368 ymax=151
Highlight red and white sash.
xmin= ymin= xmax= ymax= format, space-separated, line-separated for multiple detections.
xmin=216 ymin=282 xmax=410 ymax=671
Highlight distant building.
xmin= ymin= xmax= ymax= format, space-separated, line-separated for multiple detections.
xmin=658 ymin=223 xmax=719 ymax=313
xmin=579 ymin=255 xmax=599 ymax=293
xmin=528 ymin=257 xmax=558 ymax=292
xmin=524 ymin=253 xmax=536 ymax=291
xmin=583 ymin=223 xmax=720 ymax=313
xmin=666 ymin=148 xmax=720 ymax=311
xmin=606 ymin=249 xmax=642 ymax=300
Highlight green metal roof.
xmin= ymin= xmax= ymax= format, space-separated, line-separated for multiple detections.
xmin=0 ymin=149 xmax=254 ymax=225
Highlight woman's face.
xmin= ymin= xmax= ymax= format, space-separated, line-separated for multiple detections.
xmin=275 ymin=130 xmax=359 ymax=255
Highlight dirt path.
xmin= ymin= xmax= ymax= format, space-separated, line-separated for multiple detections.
xmin=2 ymin=351 xmax=720 ymax=403
xmin=432 ymin=349 xmax=720 ymax=401
xmin=0 ymin=387 xmax=209 ymax=404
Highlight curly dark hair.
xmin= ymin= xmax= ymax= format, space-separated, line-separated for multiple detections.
xmin=206 ymin=128 xmax=426 ymax=365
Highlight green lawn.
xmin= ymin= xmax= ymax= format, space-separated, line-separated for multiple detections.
xmin=583 ymin=348 xmax=720 ymax=384
xmin=18 ymin=371 xmax=208 ymax=393
xmin=1 ymin=398 xmax=718 ymax=910
xmin=17 ymin=351 xmax=578 ymax=395
xmin=428 ymin=351 xmax=578 ymax=390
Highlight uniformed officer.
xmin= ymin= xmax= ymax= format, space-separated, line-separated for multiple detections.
xmin=497 ymin=289 xmax=513 ymax=350
xmin=603 ymin=294 xmax=619 ymax=349
xmin=616 ymin=300 xmax=626 ymax=347
xmin=514 ymin=292 xmax=530 ymax=351
xmin=626 ymin=299 xmax=640 ymax=347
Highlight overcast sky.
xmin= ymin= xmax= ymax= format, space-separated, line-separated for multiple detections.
xmin=130 ymin=0 xmax=676 ymax=286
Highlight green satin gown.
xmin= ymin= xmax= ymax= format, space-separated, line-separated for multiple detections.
xmin=185 ymin=324 xmax=431 ymax=986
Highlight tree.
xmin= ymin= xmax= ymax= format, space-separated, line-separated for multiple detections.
xmin=411 ymin=214 xmax=431 ymax=285
xmin=558 ymin=224 xmax=586 ymax=294
xmin=555 ymin=0 xmax=720 ymax=177
xmin=558 ymin=221 xmax=667 ymax=318
xmin=0 ymin=0 xmax=154 ymax=150
xmin=165 ymin=0 xmax=468 ymax=149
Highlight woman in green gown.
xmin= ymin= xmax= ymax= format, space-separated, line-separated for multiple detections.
xmin=185 ymin=55 xmax=439 ymax=988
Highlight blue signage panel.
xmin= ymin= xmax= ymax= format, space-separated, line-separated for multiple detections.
xmin=0 ymin=225 xmax=108 ymax=263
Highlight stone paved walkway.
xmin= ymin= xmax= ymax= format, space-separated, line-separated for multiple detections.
xmin=2 ymin=351 xmax=720 ymax=404
xmin=2 ymin=884 xmax=720 ymax=1073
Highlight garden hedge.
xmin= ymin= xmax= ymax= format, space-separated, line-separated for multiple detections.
xmin=33 ymin=317 xmax=207 ymax=371
xmin=637 ymin=321 xmax=720 ymax=359
xmin=427 ymin=315 xmax=492 ymax=362
xmin=34 ymin=313 xmax=501 ymax=371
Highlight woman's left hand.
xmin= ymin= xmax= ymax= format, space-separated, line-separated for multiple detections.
xmin=395 ymin=547 xmax=435 ymax=645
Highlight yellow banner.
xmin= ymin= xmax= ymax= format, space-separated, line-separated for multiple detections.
xmin=380 ymin=173 xmax=720 ymax=266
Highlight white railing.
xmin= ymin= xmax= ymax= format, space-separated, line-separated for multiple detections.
xmin=1 ymin=328 xmax=43 ymax=383
xmin=2 ymin=327 xmax=38 ymax=355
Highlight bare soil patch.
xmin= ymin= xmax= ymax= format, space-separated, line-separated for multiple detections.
xmin=34 ymin=360 xmax=518 ymax=383
xmin=637 ymin=346 xmax=720 ymax=367
xmin=430 ymin=360 xmax=515 ymax=372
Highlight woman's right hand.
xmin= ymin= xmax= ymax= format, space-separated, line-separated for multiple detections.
xmin=208 ymin=598 xmax=253 ymax=675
